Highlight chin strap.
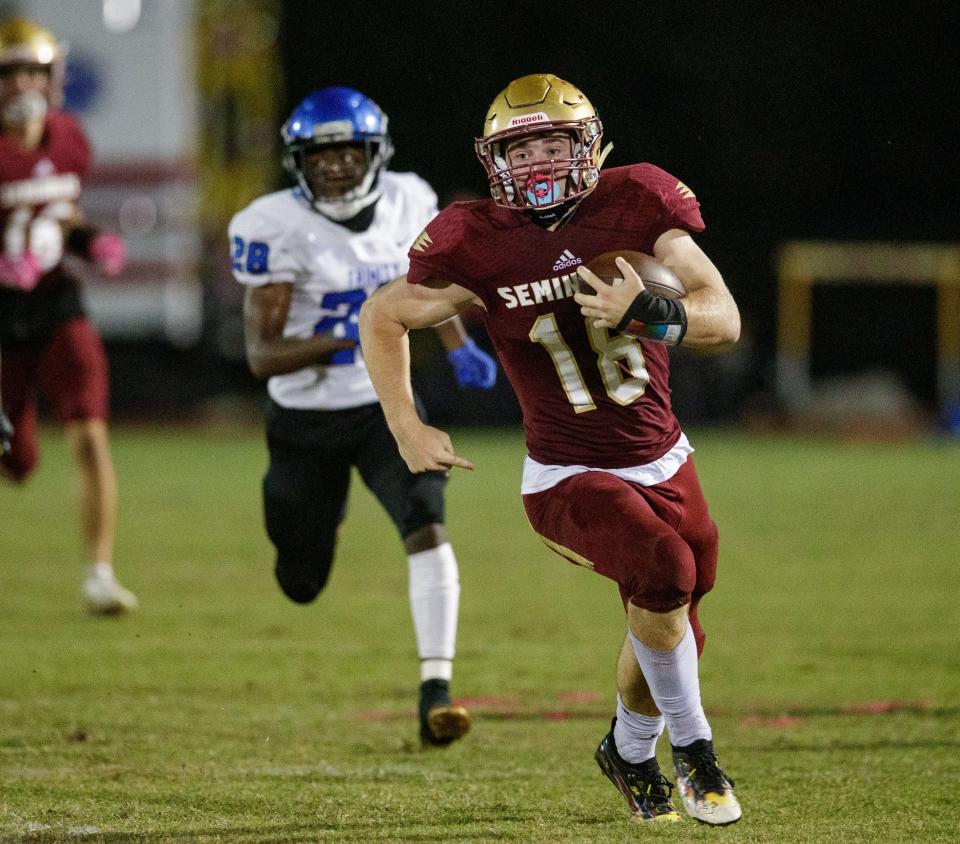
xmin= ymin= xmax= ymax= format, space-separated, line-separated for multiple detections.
xmin=597 ymin=142 xmax=614 ymax=168
xmin=311 ymin=186 xmax=381 ymax=221
xmin=528 ymin=195 xmax=584 ymax=228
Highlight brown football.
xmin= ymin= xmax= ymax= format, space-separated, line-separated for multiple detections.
xmin=576 ymin=250 xmax=686 ymax=300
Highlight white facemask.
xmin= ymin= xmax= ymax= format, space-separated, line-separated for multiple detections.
xmin=3 ymin=90 xmax=47 ymax=125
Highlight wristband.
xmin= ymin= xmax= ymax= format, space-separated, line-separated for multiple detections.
xmin=614 ymin=290 xmax=687 ymax=346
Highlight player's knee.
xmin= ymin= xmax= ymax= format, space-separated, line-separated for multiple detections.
xmin=627 ymin=534 xmax=696 ymax=612
xmin=402 ymin=522 xmax=446 ymax=554
xmin=628 ymin=602 xmax=690 ymax=651
xmin=274 ymin=554 xmax=331 ymax=604
xmin=400 ymin=474 xmax=446 ymax=541
xmin=66 ymin=419 xmax=110 ymax=465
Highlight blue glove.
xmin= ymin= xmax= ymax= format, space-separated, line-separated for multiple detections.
xmin=447 ymin=337 xmax=497 ymax=389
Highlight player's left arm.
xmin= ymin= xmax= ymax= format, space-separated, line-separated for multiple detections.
xmin=653 ymin=228 xmax=740 ymax=348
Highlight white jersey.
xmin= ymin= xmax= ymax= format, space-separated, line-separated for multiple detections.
xmin=229 ymin=171 xmax=438 ymax=410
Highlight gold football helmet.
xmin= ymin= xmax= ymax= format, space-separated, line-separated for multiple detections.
xmin=0 ymin=18 xmax=64 ymax=107
xmin=475 ymin=73 xmax=611 ymax=214
xmin=0 ymin=18 xmax=61 ymax=67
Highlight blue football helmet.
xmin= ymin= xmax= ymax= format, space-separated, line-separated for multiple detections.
xmin=281 ymin=87 xmax=394 ymax=220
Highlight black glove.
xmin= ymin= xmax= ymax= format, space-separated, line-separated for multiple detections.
xmin=615 ymin=290 xmax=687 ymax=346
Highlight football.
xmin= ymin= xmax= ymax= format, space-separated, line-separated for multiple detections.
xmin=576 ymin=250 xmax=686 ymax=300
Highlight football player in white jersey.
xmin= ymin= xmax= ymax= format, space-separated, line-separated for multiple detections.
xmin=228 ymin=87 xmax=497 ymax=747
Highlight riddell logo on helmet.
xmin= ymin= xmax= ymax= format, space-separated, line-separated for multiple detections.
xmin=509 ymin=112 xmax=549 ymax=127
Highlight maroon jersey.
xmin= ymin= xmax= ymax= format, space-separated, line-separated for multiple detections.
xmin=408 ymin=163 xmax=704 ymax=468
xmin=0 ymin=111 xmax=91 ymax=344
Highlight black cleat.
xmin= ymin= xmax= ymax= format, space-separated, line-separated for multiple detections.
xmin=595 ymin=719 xmax=681 ymax=823
xmin=672 ymin=738 xmax=742 ymax=825
xmin=419 ymin=678 xmax=470 ymax=747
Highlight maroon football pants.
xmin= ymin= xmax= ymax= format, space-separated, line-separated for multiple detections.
xmin=522 ymin=457 xmax=719 ymax=655
xmin=1 ymin=317 xmax=110 ymax=481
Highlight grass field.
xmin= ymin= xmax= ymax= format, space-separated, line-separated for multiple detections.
xmin=1 ymin=424 xmax=959 ymax=842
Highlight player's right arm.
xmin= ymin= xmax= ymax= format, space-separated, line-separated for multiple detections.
xmin=359 ymin=275 xmax=481 ymax=472
xmin=230 ymin=199 xmax=354 ymax=379
xmin=243 ymin=283 xmax=355 ymax=378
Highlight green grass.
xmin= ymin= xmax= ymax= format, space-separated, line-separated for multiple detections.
xmin=1 ymin=425 xmax=959 ymax=842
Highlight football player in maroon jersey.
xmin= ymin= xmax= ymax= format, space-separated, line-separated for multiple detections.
xmin=0 ymin=18 xmax=136 ymax=614
xmin=360 ymin=74 xmax=743 ymax=824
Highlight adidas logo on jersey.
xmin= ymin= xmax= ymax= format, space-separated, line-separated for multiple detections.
xmin=553 ymin=249 xmax=582 ymax=271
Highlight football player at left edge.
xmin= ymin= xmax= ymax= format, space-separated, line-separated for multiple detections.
xmin=1 ymin=347 xmax=13 ymax=456
xmin=228 ymin=87 xmax=497 ymax=747
xmin=0 ymin=18 xmax=138 ymax=615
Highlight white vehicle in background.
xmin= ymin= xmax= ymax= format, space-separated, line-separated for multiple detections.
xmin=22 ymin=0 xmax=203 ymax=348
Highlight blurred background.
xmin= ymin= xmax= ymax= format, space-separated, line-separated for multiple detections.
xmin=6 ymin=0 xmax=959 ymax=434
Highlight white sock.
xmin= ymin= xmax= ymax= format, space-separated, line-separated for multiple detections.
xmin=629 ymin=623 xmax=712 ymax=748
xmin=408 ymin=543 xmax=459 ymax=683
xmin=420 ymin=658 xmax=452 ymax=682
xmin=614 ymin=693 xmax=665 ymax=764
xmin=89 ymin=562 xmax=113 ymax=579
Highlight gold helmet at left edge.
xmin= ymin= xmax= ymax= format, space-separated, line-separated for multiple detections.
xmin=0 ymin=17 xmax=65 ymax=107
